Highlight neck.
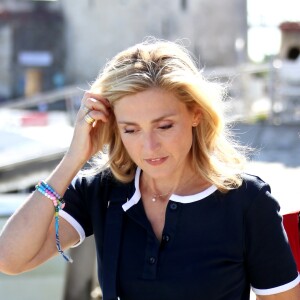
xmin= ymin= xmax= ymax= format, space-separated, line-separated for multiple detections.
xmin=141 ymin=168 xmax=207 ymax=200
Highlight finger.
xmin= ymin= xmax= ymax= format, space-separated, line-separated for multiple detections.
xmin=79 ymin=99 xmax=110 ymax=122
xmin=82 ymin=92 xmax=110 ymax=108
xmin=83 ymin=113 xmax=95 ymax=126
xmin=86 ymin=97 xmax=110 ymax=112
xmin=89 ymin=109 xmax=110 ymax=122
xmin=82 ymin=110 xmax=109 ymax=127
xmin=78 ymin=101 xmax=110 ymax=124
xmin=80 ymin=105 xmax=90 ymax=114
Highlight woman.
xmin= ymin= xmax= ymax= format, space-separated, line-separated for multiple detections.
xmin=0 ymin=39 xmax=299 ymax=300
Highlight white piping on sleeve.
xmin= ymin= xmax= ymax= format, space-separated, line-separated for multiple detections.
xmin=252 ymin=273 xmax=300 ymax=296
xmin=59 ymin=209 xmax=86 ymax=247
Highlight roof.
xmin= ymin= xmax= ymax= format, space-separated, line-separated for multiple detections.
xmin=279 ymin=22 xmax=300 ymax=32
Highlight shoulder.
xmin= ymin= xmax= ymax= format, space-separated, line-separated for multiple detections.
xmin=71 ymin=167 xmax=116 ymax=190
xmin=69 ymin=167 xmax=134 ymax=200
xmin=64 ymin=168 xmax=118 ymax=205
xmin=238 ymin=173 xmax=280 ymax=219
xmin=223 ymin=173 xmax=270 ymax=200
xmin=218 ymin=173 xmax=275 ymax=214
xmin=240 ymin=173 xmax=271 ymax=196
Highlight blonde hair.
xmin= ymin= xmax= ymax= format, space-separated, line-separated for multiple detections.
xmin=88 ymin=38 xmax=246 ymax=192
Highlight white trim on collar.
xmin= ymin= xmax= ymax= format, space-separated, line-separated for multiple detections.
xmin=122 ymin=168 xmax=142 ymax=212
xmin=169 ymin=185 xmax=218 ymax=203
xmin=122 ymin=168 xmax=217 ymax=212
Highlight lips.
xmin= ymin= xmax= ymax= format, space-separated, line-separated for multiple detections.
xmin=144 ymin=156 xmax=168 ymax=166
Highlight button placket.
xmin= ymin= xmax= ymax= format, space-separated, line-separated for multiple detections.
xmin=162 ymin=234 xmax=170 ymax=243
xmin=159 ymin=201 xmax=181 ymax=256
xmin=142 ymin=233 xmax=160 ymax=279
xmin=125 ymin=199 xmax=160 ymax=279
xmin=148 ymin=256 xmax=156 ymax=265
xmin=169 ymin=202 xmax=178 ymax=211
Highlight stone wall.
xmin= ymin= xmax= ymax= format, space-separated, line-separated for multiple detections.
xmin=0 ymin=0 xmax=248 ymax=98
xmin=0 ymin=25 xmax=12 ymax=100
xmin=0 ymin=6 xmax=65 ymax=99
xmin=60 ymin=0 xmax=248 ymax=84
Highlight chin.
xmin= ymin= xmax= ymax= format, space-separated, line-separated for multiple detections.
xmin=142 ymin=165 xmax=176 ymax=179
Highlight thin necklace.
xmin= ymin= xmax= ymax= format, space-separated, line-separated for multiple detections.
xmin=147 ymin=172 xmax=200 ymax=203
xmin=151 ymin=190 xmax=172 ymax=202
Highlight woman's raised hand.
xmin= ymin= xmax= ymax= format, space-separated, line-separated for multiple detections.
xmin=66 ymin=91 xmax=111 ymax=166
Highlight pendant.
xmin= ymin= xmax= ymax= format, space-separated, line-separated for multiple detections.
xmin=152 ymin=197 xmax=156 ymax=202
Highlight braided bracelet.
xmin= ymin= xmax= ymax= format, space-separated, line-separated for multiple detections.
xmin=35 ymin=181 xmax=73 ymax=263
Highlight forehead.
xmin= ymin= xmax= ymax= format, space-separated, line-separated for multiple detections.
xmin=114 ymin=88 xmax=190 ymax=122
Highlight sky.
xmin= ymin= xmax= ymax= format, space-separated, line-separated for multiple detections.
xmin=247 ymin=0 xmax=300 ymax=62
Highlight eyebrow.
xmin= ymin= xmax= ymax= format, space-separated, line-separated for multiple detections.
xmin=117 ymin=113 xmax=177 ymax=125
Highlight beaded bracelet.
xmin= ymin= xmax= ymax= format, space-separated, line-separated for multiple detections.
xmin=35 ymin=181 xmax=73 ymax=263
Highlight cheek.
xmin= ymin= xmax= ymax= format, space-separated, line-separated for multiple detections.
xmin=119 ymin=135 xmax=138 ymax=157
xmin=175 ymin=127 xmax=193 ymax=153
xmin=180 ymin=134 xmax=193 ymax=152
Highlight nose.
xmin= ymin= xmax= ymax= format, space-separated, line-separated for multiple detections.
xmin=143 ymin=131 xmax=160 ymax=152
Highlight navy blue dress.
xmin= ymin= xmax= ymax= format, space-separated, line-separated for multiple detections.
xmin=61 ymin=168 xmax=299 ymax=300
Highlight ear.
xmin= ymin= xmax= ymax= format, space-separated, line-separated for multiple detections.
xmin=191 ymin=108 xmax=202 ymax=126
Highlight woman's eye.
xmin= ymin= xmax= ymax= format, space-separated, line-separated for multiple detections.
xmin=123 ymin=128 xmax=137 ymax=134
xmin=159 ymin=124 xmax=173 ymax=130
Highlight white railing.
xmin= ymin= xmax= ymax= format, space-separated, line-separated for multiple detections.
xmin=0 ymin=85 xmax=83 ymax=124
xmin=2 ymin=62 xmax=300 ymax=125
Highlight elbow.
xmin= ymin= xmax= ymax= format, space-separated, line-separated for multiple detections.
xmin=0 ymin=262 xmax=26 ymax=275
xmin=0 ymin=267 xmax=21 ymax=275
xmin=0 ymin=253 xmax=26 ymax=275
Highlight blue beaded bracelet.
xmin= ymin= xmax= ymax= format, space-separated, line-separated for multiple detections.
xmin=35 ymin=181 xmax=73 ymax=263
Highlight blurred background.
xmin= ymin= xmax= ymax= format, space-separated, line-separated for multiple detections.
xmin=0 ymin=0 xmax=299 ymax=299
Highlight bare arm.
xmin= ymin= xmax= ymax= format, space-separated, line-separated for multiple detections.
xmin=0 ymin=92 xmax=110 ymax=274
xmin=0 ymin=155 xmax=81 ymax=274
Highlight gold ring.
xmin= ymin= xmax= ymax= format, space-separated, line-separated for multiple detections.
xmin=81 ymin=105 xmax=90 ymax=113
xmin=84 ymin=113 xmax=95 ymax=125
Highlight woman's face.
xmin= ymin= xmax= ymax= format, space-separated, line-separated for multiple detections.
xmin=114 ymin=88 xmax=200 ymax=180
